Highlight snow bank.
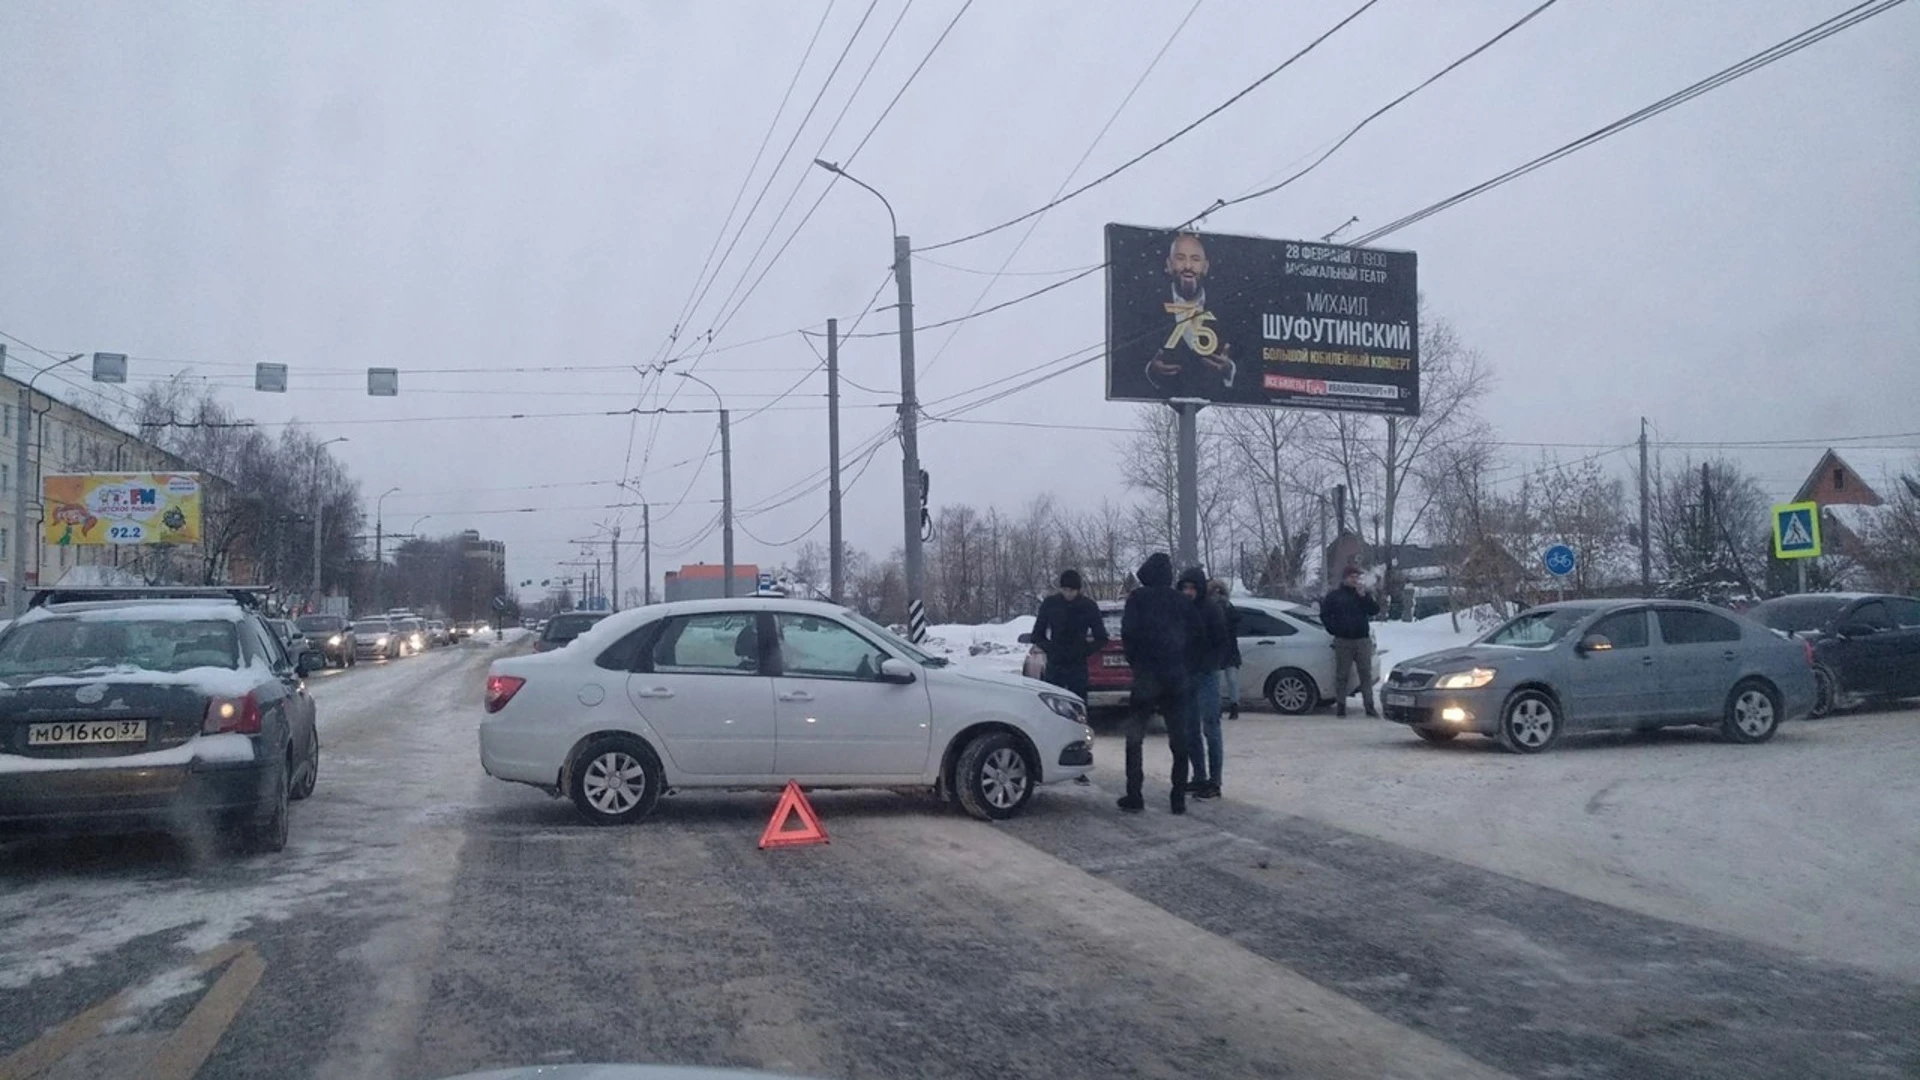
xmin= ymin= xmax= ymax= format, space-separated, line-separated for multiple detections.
xmin=0 ymin=733 xmax=255 ymax=774
xmin=921 ymin=616 xmax=1035 ymax=676
xmin=1372 ymin=610 xmax=1488 ymax=666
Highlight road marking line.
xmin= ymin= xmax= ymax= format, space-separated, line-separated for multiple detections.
xmin=147 ymin=945 xmax=266 ymax=1080
xmin=0 ymin=941 xmax=259 ymax=1080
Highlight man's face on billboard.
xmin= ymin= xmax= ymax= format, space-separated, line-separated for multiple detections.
xmin=1166 ymin=235 xmax=1208 ymax=301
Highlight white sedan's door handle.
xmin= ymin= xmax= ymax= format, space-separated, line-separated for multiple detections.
xmin=778 ymin=691 xmax=815 ymax=703
xmin=634 ymin=686 xmax=674 ymax=699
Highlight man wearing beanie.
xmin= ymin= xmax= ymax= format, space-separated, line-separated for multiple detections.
xmin=1029 ymin=568 xmax=1107 ymax=702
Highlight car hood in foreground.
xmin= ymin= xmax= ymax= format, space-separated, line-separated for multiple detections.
xmin=1396 ymin=644 xmax=1537 ymax=672
xmin=935 ymin=664 xmax=1057 ymax=696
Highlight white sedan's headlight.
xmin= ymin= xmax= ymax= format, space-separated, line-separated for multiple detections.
xmin=1435 ymin=667 xmax=1497 ymax=690
xmin=1040 ymin=692 xmax=1087 ymax=721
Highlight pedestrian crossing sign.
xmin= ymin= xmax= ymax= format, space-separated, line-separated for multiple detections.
xmin=1771 ymin=502 xmax=1821 ymax=559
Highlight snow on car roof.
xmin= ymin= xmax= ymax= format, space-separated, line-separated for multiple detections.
xmin=15 ymin=600 xmax=250 ymax=625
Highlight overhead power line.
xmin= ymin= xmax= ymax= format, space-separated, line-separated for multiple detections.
xmin=1199 ymin=0 xmax=1563 ymax=222
xmin=915 ymin=0 xmax=1384 ymax=253
xmin=1348 ymin=0 xmax=1911 ymax=246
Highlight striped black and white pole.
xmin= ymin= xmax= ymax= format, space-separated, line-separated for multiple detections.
xmin=908 ymin=599 xmax=928 ymax=643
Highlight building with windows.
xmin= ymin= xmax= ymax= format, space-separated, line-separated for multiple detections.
xmin=0 ymin=372 xmax=233 ymax=613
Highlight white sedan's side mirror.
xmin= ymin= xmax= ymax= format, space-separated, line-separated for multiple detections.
xmin=878 ymin=657 xmax=918 ymax=684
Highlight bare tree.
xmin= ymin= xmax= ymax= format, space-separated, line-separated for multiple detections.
xmin=1216 ymin=407 xmax=1326 ymax=593
xmin=1650 ymin=456 xmax=1768 ymax=602
xmin=1304 ymin=312 xmax=1492 ymax=608
xmin=1533 ymin=455 xmax=1633 ymax=594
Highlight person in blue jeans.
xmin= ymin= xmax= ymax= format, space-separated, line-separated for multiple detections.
xmin=1176 ymin=566 xmax=1229 ymax=799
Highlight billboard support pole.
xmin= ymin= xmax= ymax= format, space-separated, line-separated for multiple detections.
xmin=1172 ymin=399 xmax=1203 ymax=568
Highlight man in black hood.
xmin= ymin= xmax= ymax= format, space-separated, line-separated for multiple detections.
xmin=1118 ymin=552 xmax=1199 ymax=814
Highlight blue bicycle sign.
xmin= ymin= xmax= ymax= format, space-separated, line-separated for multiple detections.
xmin=1542 ymin=543 xmax=1577 ymax=578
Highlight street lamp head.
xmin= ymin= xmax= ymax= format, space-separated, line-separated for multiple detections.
xmin=812 ymin=158 xmax=841 ymax=175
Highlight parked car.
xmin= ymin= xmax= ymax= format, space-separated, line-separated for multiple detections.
xmin=533 ymin=611 xmax=610 ymax=652
xmin=294 ymin=613 xmax=356 ymax=668
xmin=1749 ymin=593 xmax=1920 ymax=715
xmin=1382 ymin=599 xmax=1817 ymax=753
xmin=351 ymin=617 xmax=404 ymax=660
xmin=0 ymin=587 xmax=319 ymax=852
xmin=482 ymin=598 xmax=1093 ymax=824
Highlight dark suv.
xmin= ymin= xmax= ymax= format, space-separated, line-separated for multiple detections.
xmin=0 ymin=587 xmax=320 ymax=853
xmin=295 ymin=613 xmax=356 ymax=668
xmin=1749 ymin=593 xmax=1920 ymax=715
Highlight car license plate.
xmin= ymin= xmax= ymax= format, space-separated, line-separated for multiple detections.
xmin=1101 ymin=654 xmax=1129 ymax=668
xmin=26 ymin=720 xmax=148 ymax=746
xmin=1384 ymin=693 xmax=1415 ymax=708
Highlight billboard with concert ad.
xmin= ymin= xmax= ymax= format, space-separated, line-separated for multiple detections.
xmin=1104 ymin=223 xmax=1419 ymax=416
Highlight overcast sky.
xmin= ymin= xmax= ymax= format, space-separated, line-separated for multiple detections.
xmin=3 ymin=0 xmax=1915 ymax=594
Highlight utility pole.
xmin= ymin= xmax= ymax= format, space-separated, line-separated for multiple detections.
xmin=642 ymin=504 xmax=652 ymax=605
xmin=826 ymin=317 xmax=844 ymax=604
xmin=894 ymin=234 xmax=926 ymax=641
xmin=720 ymin=407 xmax=734 ymax=598
xmin=610 ymin=524 xmax=620 ymax=612
xmin=1638 ymin=418 xmax=1652 ymax=594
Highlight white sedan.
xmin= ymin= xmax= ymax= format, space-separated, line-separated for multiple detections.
xmin=1229 ymin=598 xmax=1384 ymax=714
xmin=480 ymin=598 xmax=1096 ymax=824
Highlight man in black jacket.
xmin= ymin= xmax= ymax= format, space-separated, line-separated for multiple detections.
xmin=1119 ymin=552 xmax=1198 ymax=814
xmin=1319 ymin=566 xmax=1381 ymax=718
xmin=1029 ymin=569 xmax=1107 ymax=700
xmin=1178 ymin=567 xmax=1230 ymax=799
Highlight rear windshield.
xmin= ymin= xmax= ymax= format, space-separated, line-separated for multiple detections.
xmin=297 ymin=615 xmax=346 ymax=632
xmin=545 ymin=614 xmax=606 ymax=640
xmin=0 ymin=618 xmax=241 ymax=676
xmin=354 ymin=619 xmax=392 ymax=633
xmin=1750 ymin=597 xmax=1849 ymax=633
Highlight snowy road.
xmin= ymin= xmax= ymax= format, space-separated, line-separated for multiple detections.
xmin=1 ymin=640 xmax=1915 ymax=1080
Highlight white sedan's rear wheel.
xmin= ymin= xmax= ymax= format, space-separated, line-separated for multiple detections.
xmin=569 ymin=736 xmax=663 ymax=825
xmin=1265 ymin=669 xmax=1318 ymax=715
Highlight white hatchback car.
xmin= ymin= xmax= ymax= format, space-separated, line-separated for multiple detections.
xmin=480 ymin=598 xmax=1096 ymax=824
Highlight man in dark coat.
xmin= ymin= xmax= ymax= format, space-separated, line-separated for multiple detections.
xmin=1029 ymin=569 xmax=1107 ymax=700
xmin=1118 ymin=552 xmax=1198 ymax=814
xmin=1178 ymin=566 xmax=1230 ymax=799
xmin=1320 ymin=565 xmax=1381 ymax=717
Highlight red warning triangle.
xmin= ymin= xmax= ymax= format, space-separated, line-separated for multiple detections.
xmin=758 ymin=780 xmax=829 ymax=849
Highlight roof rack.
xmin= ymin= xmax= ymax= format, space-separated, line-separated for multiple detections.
xmin=27 ymin=586 xmax=266 ymax=610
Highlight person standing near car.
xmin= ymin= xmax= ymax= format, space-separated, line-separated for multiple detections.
xmin=1029 ymin=569 xmax=1107 ymax=700
xmin=1210 ymin=578 xmax=1243 ymax=720
xmin=1320 ymin=565 xmax=1381 ymax=718
xmin=1119 ymin=552 xmax=1198 ymax=815
xmin=1178 ymin=567 xmax=1230 ymax=799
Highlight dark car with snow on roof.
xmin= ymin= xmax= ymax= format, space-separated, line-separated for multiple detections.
xmin=0 ymin=587 xmax=320 ymax=854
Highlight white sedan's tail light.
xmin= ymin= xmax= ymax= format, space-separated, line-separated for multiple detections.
xmin=485 ymin=674 xmax=526 ymax=714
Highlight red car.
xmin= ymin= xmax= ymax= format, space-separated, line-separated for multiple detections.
xmin=1024 ymin=601 xmax=1131 ymax=710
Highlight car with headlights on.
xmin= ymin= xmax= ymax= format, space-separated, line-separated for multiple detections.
xmin=0 ymin=587 xmax=319 ymax=853
xmin=1381 ymin=599 xmax=1816 ymax=753
xmin=352 ymin=616 xmax=404 ymax=660
xmin=481 ymin=598 xmax=1095 ymax=824
xmin=295 ymin=613 xmax=356 ymax=668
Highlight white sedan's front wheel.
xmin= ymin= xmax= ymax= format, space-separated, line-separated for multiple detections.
xmin=955 ymin=732 xmax=1034 ymax=821
xmin=569 ymin=736 xmax=664 ymax=825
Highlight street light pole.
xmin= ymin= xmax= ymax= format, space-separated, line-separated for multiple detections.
xmin=374 ymin=485 xmax=400 ymax=613
xmin=677 ymin=372 xmax=734 ymax=599
xmin=311 ymin=436 xmax=348 ymax=611
xmin=813 ymin=159 xmax=925 ymax=640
